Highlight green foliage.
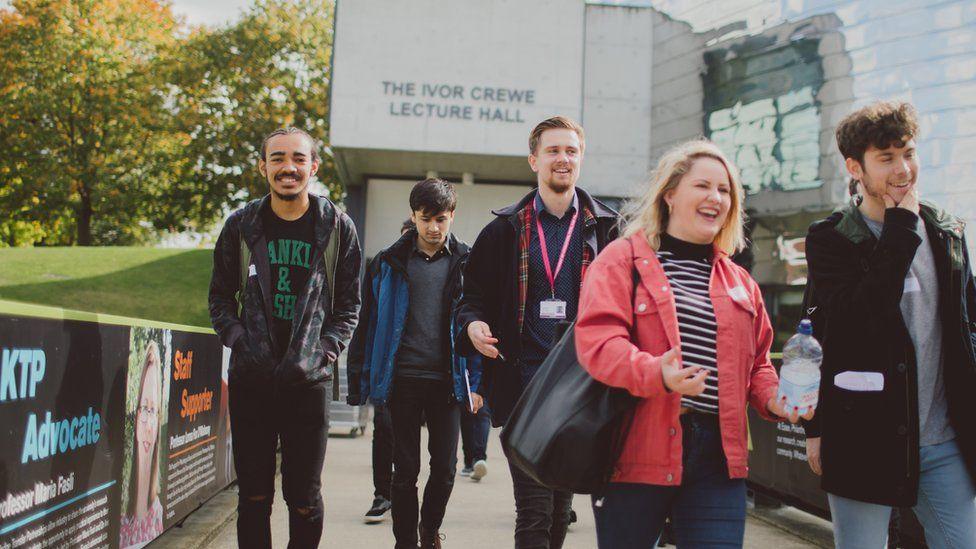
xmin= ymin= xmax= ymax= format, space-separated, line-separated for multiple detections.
xmin=0 ymin=0 xmax=340 ymax=246
xmin=162 ymin=0 xmax=342 ymax=211
xmin=0 ymin=0 xmax=181 ymax=245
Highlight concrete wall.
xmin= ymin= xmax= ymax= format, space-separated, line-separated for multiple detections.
xmin=649 ymin=10 xmax=706 ymax=167
xmin=581 ymin=4 xmax=654 ymax=198
xmin=330 ymin=0 xmax=975 ymax=275
xmin=331 ymin=0 xmax=584 ymax=161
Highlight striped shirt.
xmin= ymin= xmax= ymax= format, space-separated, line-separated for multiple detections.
xmin=657 ymin=233 xmax=718 ymax=414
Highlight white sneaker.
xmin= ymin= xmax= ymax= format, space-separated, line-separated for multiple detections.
xmin=471 ymin=460 xmax=488 ymax=482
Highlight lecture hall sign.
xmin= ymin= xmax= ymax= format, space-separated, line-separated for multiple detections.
xmin=382 ymin=81 xmax=536 ymax=123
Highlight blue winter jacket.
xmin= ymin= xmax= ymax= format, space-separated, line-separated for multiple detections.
xmin=346 ymin=230 xmax=482 ymax=407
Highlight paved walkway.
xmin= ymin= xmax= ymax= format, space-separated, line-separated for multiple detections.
xmin=155 ymin=421 xmax=825 ymax=548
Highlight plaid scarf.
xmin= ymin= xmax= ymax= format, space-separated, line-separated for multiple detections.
xmin=516 ymin=200 xmax=596 ymax=333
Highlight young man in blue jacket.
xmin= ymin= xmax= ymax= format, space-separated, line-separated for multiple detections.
xmin=347 ymin=178 xmax=480 ymax=549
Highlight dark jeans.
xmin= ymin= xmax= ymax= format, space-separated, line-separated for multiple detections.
xmin=372 ymin=404 xmax=394 ymax=499
xmin=390 ymin=377 xmax=460 ymax=548
xmin=507 ymin=458 xmax=574 ymax=549
xmin=228 ymin=379 xmax=331 ymax=549
xmin=592 ymin=412 xmax=747 ymax=548
xmin=460 ymin=402 xmax=490 ymax=467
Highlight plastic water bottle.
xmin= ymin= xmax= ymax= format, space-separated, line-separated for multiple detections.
xmin=777 ymin=319 xmax=822 ymax=414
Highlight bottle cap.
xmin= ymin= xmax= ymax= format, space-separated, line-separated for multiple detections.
xmin=798 ymin=319 xmax=813 ymax=335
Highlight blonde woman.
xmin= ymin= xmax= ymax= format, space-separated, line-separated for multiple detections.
xmin=120 ymin=340 xmax=164 ymax=549
xmin=574 ymin=139 xmax=810 ymax=548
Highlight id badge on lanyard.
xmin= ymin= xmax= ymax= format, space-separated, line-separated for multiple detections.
xmin=536 ymin=204 xmax=579 ymax=321
xmin=540 ymin=298 xmax=567 ymax=319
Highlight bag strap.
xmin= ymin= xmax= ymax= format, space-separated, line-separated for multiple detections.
xmin=630 ymin=238 xmax=641 ymax=334
xmin=324 ymin=211 xmax=341 ymax=401
xmin=324 ymin=212 xmax=340 ymax=309
xmin=237 ymin=235 xmax=251 ymax=317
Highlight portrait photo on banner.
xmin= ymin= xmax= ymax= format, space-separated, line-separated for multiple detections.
xmin=118 ymin=327 xmax=171 ymax=549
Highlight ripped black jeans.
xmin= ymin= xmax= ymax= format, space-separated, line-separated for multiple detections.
xmin=228 ymin=379 xmax=331 ymax=549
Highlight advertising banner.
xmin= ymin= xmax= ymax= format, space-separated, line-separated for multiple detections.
xmin=0 ymin=302 xmax=233 ymax=549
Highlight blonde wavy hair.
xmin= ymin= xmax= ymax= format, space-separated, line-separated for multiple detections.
xmin=621 ymin=139 xmax=746 ymax=255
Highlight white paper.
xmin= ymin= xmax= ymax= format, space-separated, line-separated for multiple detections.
xmin=464 ymin=369 xmax=474 ymax=413
xmin=834 ymin=371 xmax=885 ymax=392
xmin=248 ymin=264 xmax=257 ymax=277
xmin=904 ymin=275 xmax=921 ymax=293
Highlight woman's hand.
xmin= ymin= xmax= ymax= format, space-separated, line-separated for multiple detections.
xmin=660 ymin=347 xmax=708 ymax=396
xmin=766 ymin=395 xmax=816 ymax=423
xmin=806 ymin=437 xmax=822 ymax=475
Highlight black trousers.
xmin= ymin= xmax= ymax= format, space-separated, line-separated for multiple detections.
xmin=460 ymin=402 xmax=490 ymax=467
xmin=508 ymin=457 xmax=574 ymax=549
xmin=228 ymin=379 xmax=330 ymax=549
xmin=389 ymin=377 xmax=460 ymax=548
xmin=372 ymin=404 xmax=394 ymax=499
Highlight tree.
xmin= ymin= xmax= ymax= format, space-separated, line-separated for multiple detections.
xmin=160 ymin=0 xmax=341 ymax=224
xmin=0 ymin=0 xmax=181 ymax=245
xmin=0 ymin=0 xmax=341 ymax=246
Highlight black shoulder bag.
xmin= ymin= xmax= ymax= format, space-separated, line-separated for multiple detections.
xmin=500 ymin=249 xmax=642 ymax=494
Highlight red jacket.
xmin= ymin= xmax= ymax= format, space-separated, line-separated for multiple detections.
xmin=575 ymin=234 xmax=780 ymax=486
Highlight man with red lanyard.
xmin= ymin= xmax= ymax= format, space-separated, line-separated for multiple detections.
xmin=456 ymin=116 xmax=619 ymax=549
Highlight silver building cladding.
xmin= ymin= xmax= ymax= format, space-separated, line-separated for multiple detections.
xmin=330 ymin=0 xmax=976 ymax=338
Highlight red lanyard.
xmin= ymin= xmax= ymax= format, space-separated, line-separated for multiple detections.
xmin=535 ymin=203 xmax=579 ymax=299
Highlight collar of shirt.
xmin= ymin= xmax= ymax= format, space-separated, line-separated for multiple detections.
xmin=534 ymin=189 xmax=579 ymax=221
xmin=413 ymin=237 xmax=452 ymax=261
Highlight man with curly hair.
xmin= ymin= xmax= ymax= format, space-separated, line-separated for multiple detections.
xmin=803 ymin=101 xmax=976 ymax=547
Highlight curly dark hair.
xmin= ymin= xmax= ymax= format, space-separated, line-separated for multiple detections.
xmin=836 ymin=101 xmax=919 ymax=195
xmin=836 ymin=101 xmax=919 ymax=161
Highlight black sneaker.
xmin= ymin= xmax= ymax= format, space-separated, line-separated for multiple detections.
xmin=363 ymin=496 xmax=392 ymax=524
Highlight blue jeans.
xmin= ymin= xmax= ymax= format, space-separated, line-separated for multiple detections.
xmin=460 ymin=402 xmax=490 ymax=467
xmin=592 ymin=412 xmax=747 ymax=548
xmin=828 ymin=438 xmax=976 ymax=549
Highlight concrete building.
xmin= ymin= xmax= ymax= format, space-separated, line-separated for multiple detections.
xmin=330 ymin=0 xmax=976 ymax=336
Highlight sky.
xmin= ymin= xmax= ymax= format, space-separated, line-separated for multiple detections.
xmin=170 ymin=0 xmax=250 ymax=27
xmin=0 ymin=1 xmax=250 ymax=27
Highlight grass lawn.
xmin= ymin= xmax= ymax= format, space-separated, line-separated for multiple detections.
xmin=0 ymin=247 xmax=214 ymax=328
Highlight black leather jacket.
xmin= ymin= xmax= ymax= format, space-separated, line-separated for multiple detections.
xmin=209 ymin=194 xmax=362 ymax=393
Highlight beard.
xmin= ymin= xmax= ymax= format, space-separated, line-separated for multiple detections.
xmin=541 ymin=173 xmax=575 ymax=194
xmin=859 ymin=173 xmax=887 ymax=200
xmin=272 ymin=189 xmax=301 ymax=201
xmin=271 ymin=174 xmax=308 ymax=201
xmin=860 ymin=172 xmax=914 ymax=201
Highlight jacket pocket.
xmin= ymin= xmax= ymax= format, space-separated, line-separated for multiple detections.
xmin=229 ymin=335 xmax=271 ymax=384
xmin=821 ymin=384 xmax=892 ymax=485
xmin=632 ymin=291 xmax=663 ymax=336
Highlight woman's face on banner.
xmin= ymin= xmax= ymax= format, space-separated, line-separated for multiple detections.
xmin=136 ymin=361 xmax=160 ymax=459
